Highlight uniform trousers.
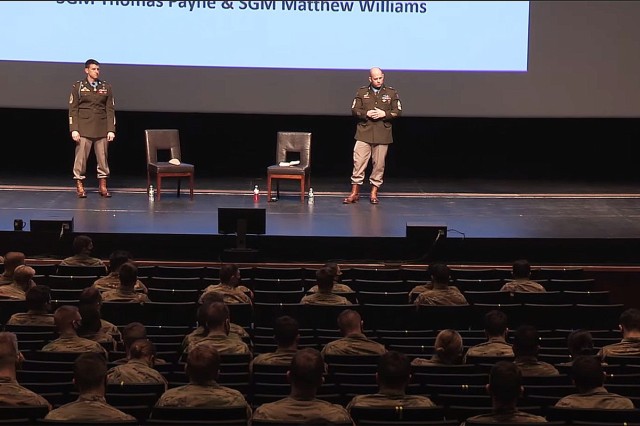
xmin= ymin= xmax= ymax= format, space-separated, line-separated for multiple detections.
xmin=350 ymin=140 xmax=388 ymax=187
xmin=73 ymin=136 xmax=110 ymax=180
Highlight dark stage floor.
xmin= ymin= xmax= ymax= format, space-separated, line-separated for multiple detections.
xmin=2 ymin=174 xmax=640 ymax=265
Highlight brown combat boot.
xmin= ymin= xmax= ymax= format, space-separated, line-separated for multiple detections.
xmin=342 ymin=184 xmax=360 ymax=204
xmin=75 ymin=180 xmax=87 ymax=198
xmin=370 ymin=185 xmax=380 ymax=204
xmin=98 ymin=178 xmax=112 ymax=198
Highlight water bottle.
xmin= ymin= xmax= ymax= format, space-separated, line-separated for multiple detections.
xmin=308 ymin=187 xmax=314 ymax=204
xmin=148 ymin=185 xmax=155 ymax=201
xmin=253 ymin=184 xmax=260 ymax=202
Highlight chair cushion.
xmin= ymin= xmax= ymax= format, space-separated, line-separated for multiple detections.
xmin=149 ymin=162 xmax=194 ymax=174
xmin=267 ymin=165 xmax=308 ymax=175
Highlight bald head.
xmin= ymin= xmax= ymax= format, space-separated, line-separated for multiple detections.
xmin=369 ymin=67 xmax=384 ymax=89
xmin=13 ymin=265 xmax=35 ymax=291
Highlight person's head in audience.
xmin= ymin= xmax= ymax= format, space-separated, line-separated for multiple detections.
xmin=511 ymin=259 xmax=532 ymax=280
xmin=484 ymin=309 xmax=509 ymax=339
xmin=128 ymin=338 xmax=157 ymax=367
xmin=0 ymin=332 xmax=25 ymax=375
xmin=316 ymin=266 xmax=335 ymax=293
xmin=324 ymin=262 xmax=343 ymax=283
xmin=288 ymin=348 xmax=325 ymax=398
xmin=376 ymin=350 xmax=412 ymax=393
xmin=26 ymin=285 xmax=52 ymax=313
xmin=2 ymin=252 xmax=26 ymax=277
xmin=433 ymin=329 xmax=464 ymax=364
xmin=487 ymin=361 xmax=523 ymax=409
xmin=79 ymin=286 xmax=102 ymax=309
xmin=13 ymin=265 xmax=36 ymax=292
xmin=76 ymin=305 xmax=103 ymax=337
xmin=337 ymin=309 xmax=363 ymax=336
xmin=205 ymin=301 xmax=231 ymax=335
xmin=570 ymin=355 xmax=605 ymax=393
xmin=118 ymin=262 xmax=138 ymax=290
xmin=186 ymin=344 xmax=220 ymax=385
xmin=72 ymin=235 xmax=94 ymax=255
xmin=513 ymin=324 xmax=540 ymax=358
xmin=274 ymin=315 xmax=299 ymax=350
xmin=567 ymin=329 xmax=594 ymax=358
xmin=219 ymin=263 xmax=241 ymax=287
xmin=429 ymin=263 xmax=451 ymax=289
xmin=618 ymin=308 xmax=640 ymax=337
xmin=122 ymin=322 xmax=147 ymax=354
xmin=107 ymin=250 xmax=134 ymax=274
xmin=73 ymin=352 xmax=108 ymax=396
xmin=197 ymin=291 xmax=225 ymax=333
xmin=54 ymin=305 xmax=82 ymax=335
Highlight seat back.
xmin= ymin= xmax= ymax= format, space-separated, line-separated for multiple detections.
xmin=145 ymin=129 xmax=182 ymax=164
xmin=275 ymin=131 xmax=311 ymax=168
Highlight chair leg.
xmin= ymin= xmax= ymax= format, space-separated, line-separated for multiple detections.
xmin=189 ymin=173 xmax=194 ymax=200
xmin=156 ymin=175 xmax=162 ymax=201
xmin=300 ymin=178 xmax=305 ymax=202
xmin=267 ymin=177 xmax=273 ymax=201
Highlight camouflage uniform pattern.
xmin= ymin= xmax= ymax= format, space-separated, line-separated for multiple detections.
xmin=185 ymin=333 xmax=251 ymax=355
xmin=199 ymin=284 xmax=252 ymax=304
xmin=464 ymin=337 xmax=514 ymax=362
xmin=411 ymin=354 xmax=457 ymax=366
xmin=462 ymin=409 xmax=547 ymax=424
xmin=44 ymin=394 xmax=135 ymax=422
xmin=598 ymin=337 xmax=640 ymax=359
xmin=321 ymin=333 xmax=386 ymax=357
xmin=41 ymin=334 xmax=108 ymax=356
xmin=308 ymin=283 xmax=355 ymax=293
xmin=555 ymin=387 xmax=634 ymax=409
xmin=251 ymin=396 xmax=353 ymax=424
xmin=347 ymin=391 xmax=435 ymax=410
xmin=181 ymin=324 xmax=248 ymax=352
xmin=409 ymin=283 xmax=433 ymax=302
xmin=414 ymin=286 xmax=468 ymax=305
xmin=155 ymin=381 xmax=251 ymax=418
xmin=251 ymin=349 xmax=297 ymax=368
xmin=93 ymin=273 xmax=147 ymax=293
xmin=102 ymin=288 xmax=150 ymax=303
xmin=500 ymin=279 xmax=546 ymax=293
xmin=59 ymin=255 xmax=106 ymax=268
xmin=6 ymin=311 xmax=55 ymax=327
xmin=100 ymin=318 xmax=122 ymax=341
xmin=514 ymin=356 xmax=560 ymax=376
xmin=81 ymin=330 xmax=116 ymax=351
xmin=0 ymin=283 xmax=27 ymax=300
xmin=107 ymin=358 xmax=168 ymax=389
xmin=0 ymin=376 xmax=51 ymax=407
xmin=0 ymin=273 xmax=14 ymax=286
xmin=300 ymin=292 xmax=352 ymax=305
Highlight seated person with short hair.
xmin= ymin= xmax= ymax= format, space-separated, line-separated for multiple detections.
xmin=0 ymin=265 xmax=36 ymax=300
xmin=199 ymin=263 xmax=252 ymax=304
xmin=301 ymin=266 xmax=352 ymax=305
xmin=184 ymin=301 xmax=251 ymax=355
xmin=598 ymin=308 xmax=640 ymax=360
xmin=41 ymin=305 xmax=108 ymax=356
xmin=464 ymin=310 xmax=514 ymax=363
xmin=414 ymin=263 xmax=468 ymax=306
xmin=107 ymin=338 xmax=168 ymax=390
xmin=78 ymin=286 xmax=122 ymax=341
xmin=513 ymin=324 xmax=559 ymax=376
xmin=307 ymin=262 xmax=354 ymax=294
xmin=6 ymin=285 xmax=54 ymax=326
xmin=500 ymin=259 xmax=546 ymax=293
xmin=93 ymin=249 xmax=147 ymax=293
xmin=0 ymin=251 xmax=26 ymax=285
xmin=101 ymin=262 xmax=150 ymax=303
xmin=251 ymin=315 xmax=299 ymax=371
xmin=321 ymin=309 xmax=386 ymax=357
xmin=59 ymin=235 xmax=107 ymax=269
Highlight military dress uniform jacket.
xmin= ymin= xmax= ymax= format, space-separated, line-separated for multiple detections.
xmin=69 ymin=78 xmax=115 ymax=138
xmin=555 ymin=386 xmax=634 ymax=409
xmin=351 ymin=84 xmax=401 ymax=145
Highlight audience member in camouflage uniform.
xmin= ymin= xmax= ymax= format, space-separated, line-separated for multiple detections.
xmin=321 ymin=309 xmax=386 ymax=357
xmin=307 ymin=262 xmax=355 ymax=294
xmin=598 ymin=308 xmax=640 ymax=360
xmin=251 ymin=315 xmax=299 ymax=372
xmin=347 ymin=351 xmax=435 ymax=411
xmin=58 ymin=235 xmax=107 ymax=270
xmin=0 ymin=332 xmax=51 ymax=409
xmin=93 ymin=249 xmax=147 ymax=293
xmin=0 ymin=265 xmax=36 ymax=300
xmin=41 ymin=305 xmax=108 ymax=356
xmin=0 ymin=251 xmax=26 ymax=285
xmin=301 ymin=266 xmax=352 ymax=305
xmin=155 ymin=345 xmax=251 ymax=418
xmin=182 ymin=292 xmax=250 ymax=353
xmin=464 ymin=309 xmax=514 ymax=363
xmin=107 ymin=338 xmax=168 ymax=390
xmin=101 ymin=262 xmax=150 ymax=303
xmin=462 ymin=361 xmax=547 ymax=424
xmin=78 ymin=286 xmax=122 ymax=341
xmin=45 ymin=353 xmax=135 ymax=422
xmin=500 ymin=259 xmax=547 ymax=293
xmin=184 ymin=301 xmax=251 ymax=355
xmin=76 ymin=304 xmax=116 ymax=351
xmin=513 ymin=324 xmax=559 ymax=376
xmin=412 ymin=329 xmax=464 ymax=366
xmin=555 ymin=355 xmax=634 ymax=409
xmin=414 ymin=263 xmax=468 ymax=306
xmin=557 ymin=329 xmax=595 ymax=367
xmin=113 ymin=322 xmax=166 ymax=365
xmin=251 ymin=348 xmax=353 ymax=424
xmin=199 ymin=263 xmax=252 ymax=304
xmin=6 ymin=285 xmax=54 ymax=327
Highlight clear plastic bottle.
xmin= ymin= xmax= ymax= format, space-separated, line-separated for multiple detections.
xmin=308 ymin=187 xmax=314 ymax=204
xmin=148 ymin=185 xmax=155 ymax=201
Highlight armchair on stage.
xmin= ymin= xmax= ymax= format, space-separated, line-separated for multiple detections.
xmin=145 ymin=129 xmax=195 ymax=200
xmin=267 ymin=131 xmax=312 ymax=202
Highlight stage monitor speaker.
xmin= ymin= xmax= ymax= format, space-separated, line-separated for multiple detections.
xmin=30 ymin=217 xmax=74 ymax=234
xmin=406 ymin=223 xmax=447 ymax=260
xmin=406 ymin=223 xmax=447 ymax=241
